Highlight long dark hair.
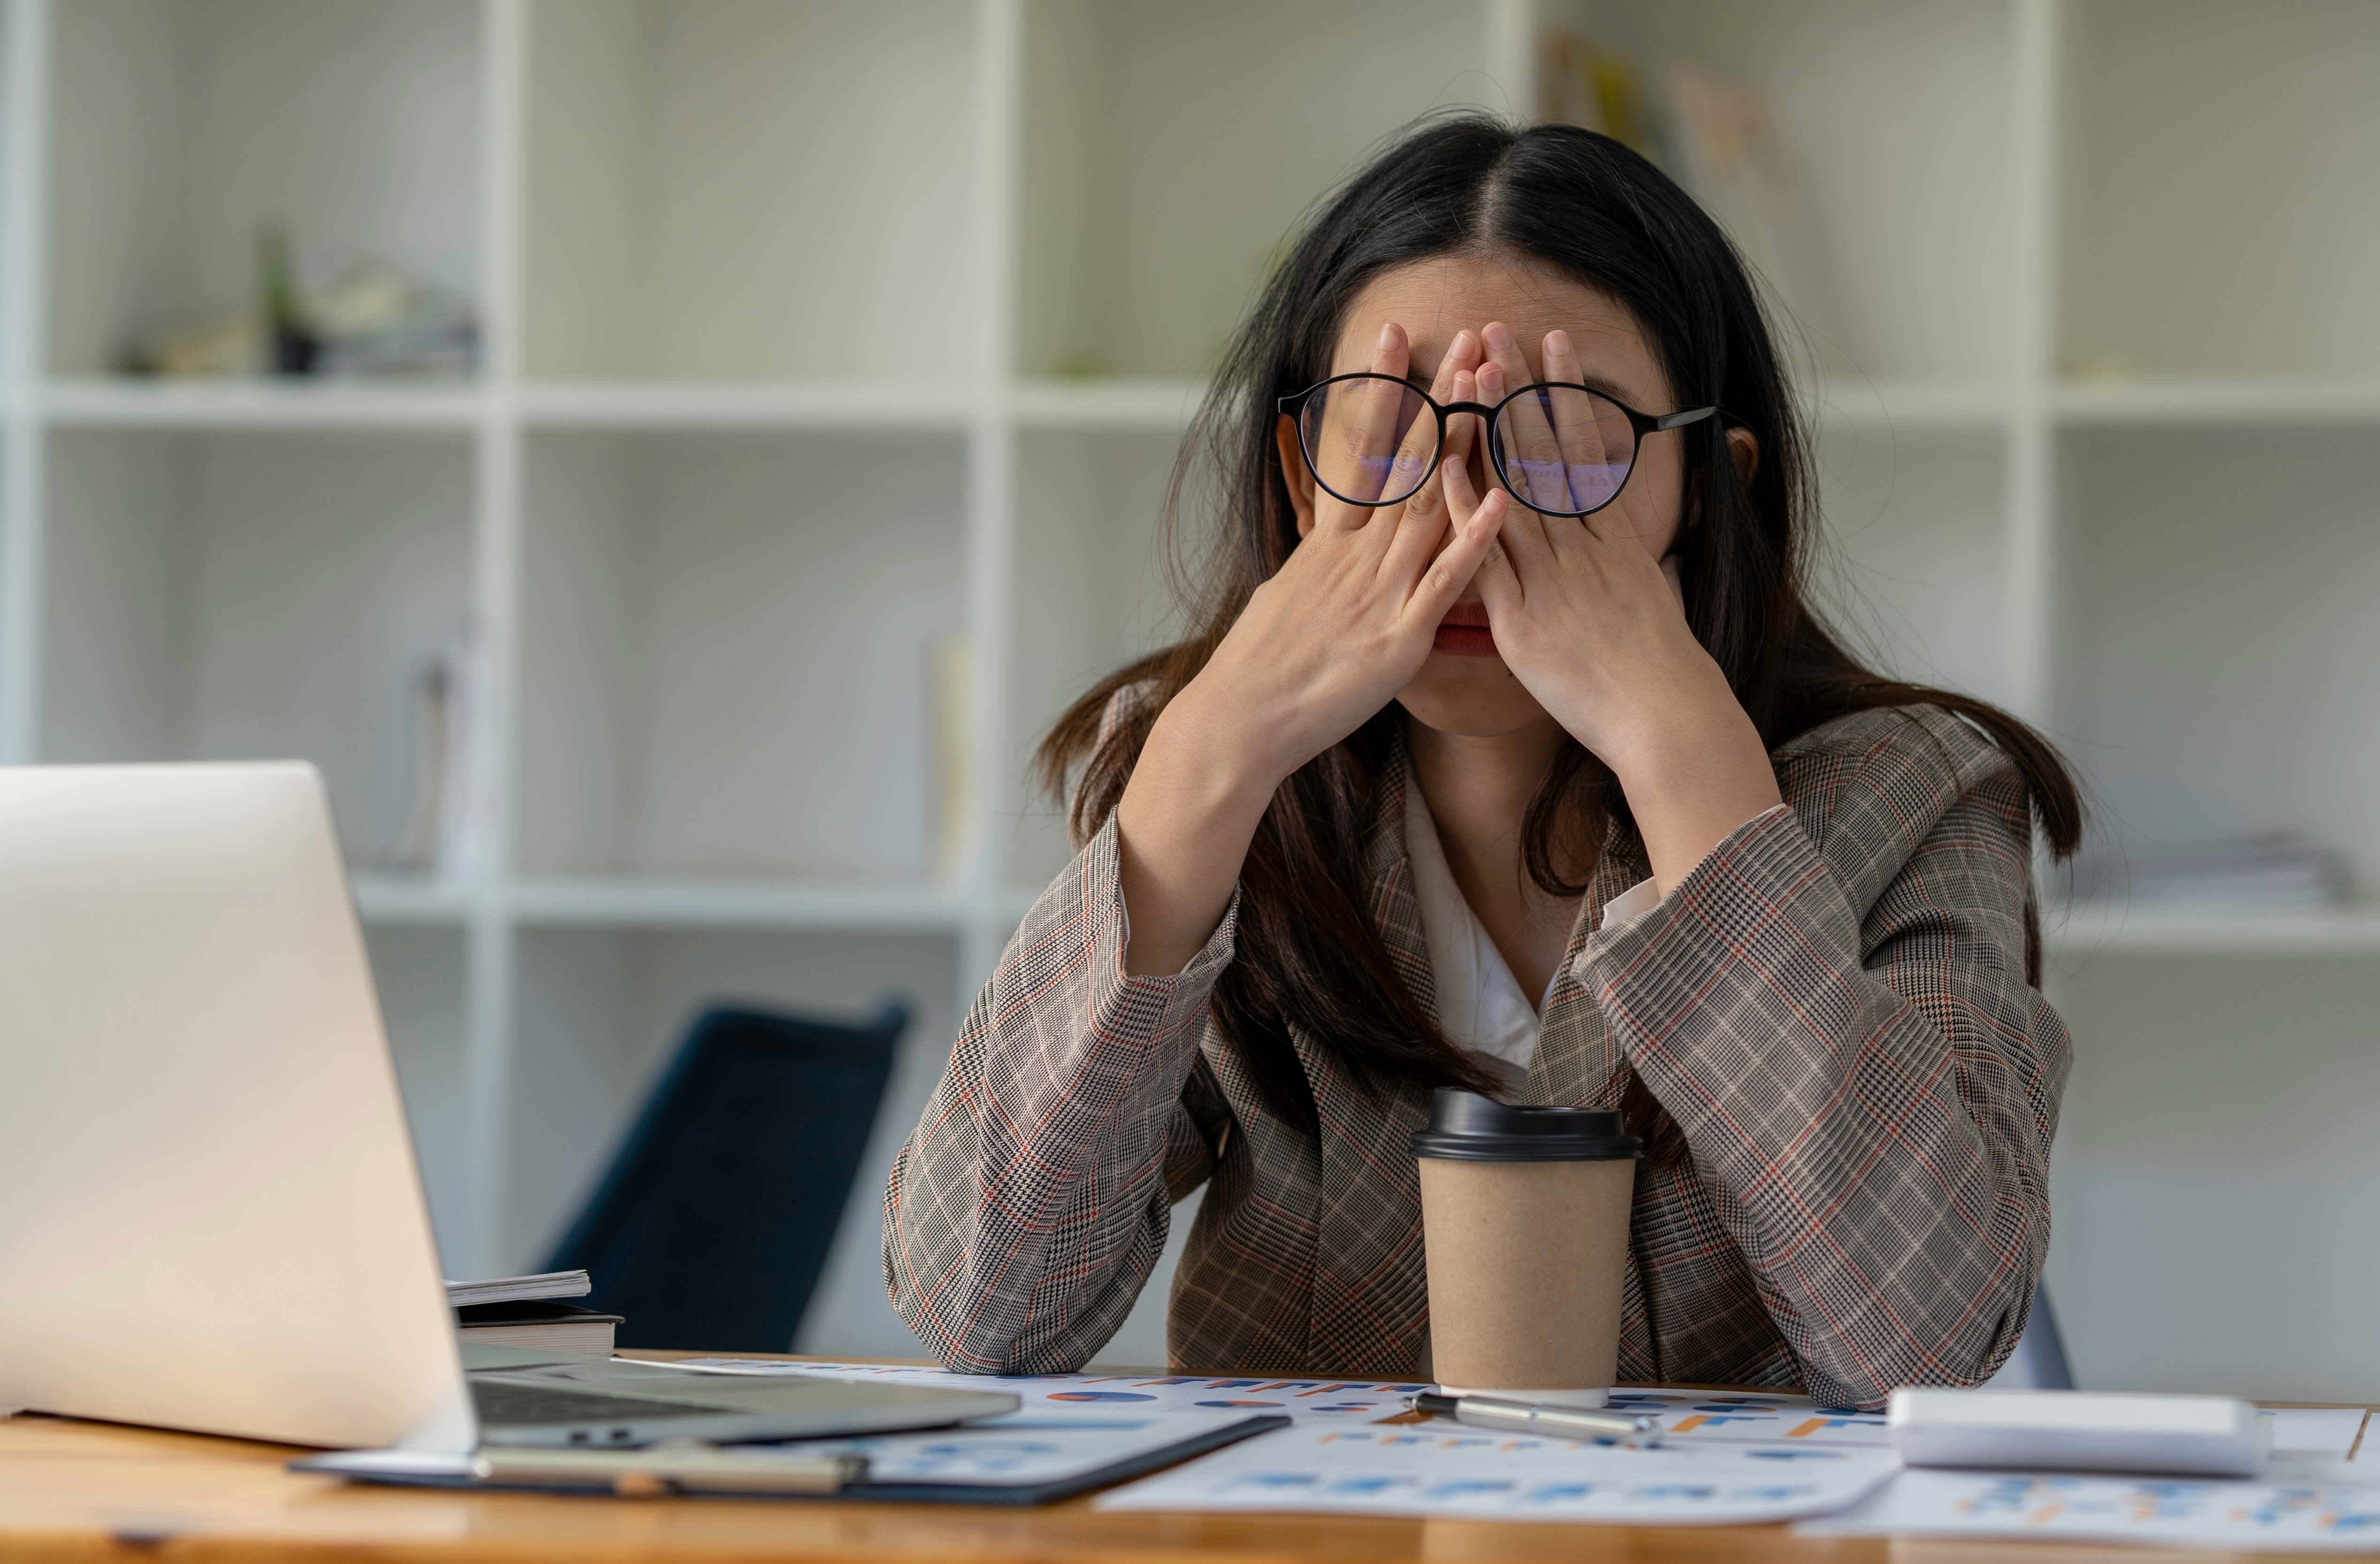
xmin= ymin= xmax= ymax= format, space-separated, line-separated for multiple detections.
xmin=1037 ymin=116 xmax=2082 ymax=1133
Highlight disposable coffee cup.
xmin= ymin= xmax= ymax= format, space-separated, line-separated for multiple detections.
xmin=1411 ymin=1089 xmax=1641 ymax=1410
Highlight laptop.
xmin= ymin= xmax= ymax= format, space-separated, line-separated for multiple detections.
xmin=0 ymin=762 xmax=1015 ymax=1452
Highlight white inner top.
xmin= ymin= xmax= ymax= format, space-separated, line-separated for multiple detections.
xmin=1404 ymin=768 xmax=1661 ymax=1092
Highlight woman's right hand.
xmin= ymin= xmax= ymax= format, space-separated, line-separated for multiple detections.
xmin=1111 ymin=323 xmax=1501 ymax=975
xmin=1175 ymin=322 xmax=1499 ymax=784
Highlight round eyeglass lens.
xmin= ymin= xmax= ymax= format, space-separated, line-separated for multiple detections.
xmin=1492 ymin=385 xmax=1637 ymax=516
xmin=1298 ymin=375 xmax=1436 ymax=508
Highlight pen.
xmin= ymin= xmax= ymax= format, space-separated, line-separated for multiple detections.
xmin=474 ymin=1442 xmax=869 ymax=1496
xmin=1408 ymin=1391 xmax=1663 ymax=1448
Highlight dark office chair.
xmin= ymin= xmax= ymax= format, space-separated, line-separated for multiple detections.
xmin=541 ymin=1000 xmax=908 ymax=1353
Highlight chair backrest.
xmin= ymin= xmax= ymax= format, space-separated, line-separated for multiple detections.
xmin=1987 ymin=1281 xmax=2077 ymax=1390
xmin=541 ymin=1001 xmax=907 ymax=1353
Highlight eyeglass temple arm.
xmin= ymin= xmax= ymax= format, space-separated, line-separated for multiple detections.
xmin=1652 ymin=405 xmax=1722 ymax=432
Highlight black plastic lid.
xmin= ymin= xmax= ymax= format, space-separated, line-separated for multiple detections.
xmin=1409 ymin=1089 xmax=1642 ymax=1162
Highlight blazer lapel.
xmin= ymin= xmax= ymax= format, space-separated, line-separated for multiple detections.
xmin=1290 ymin=737 xmax=1435 ymax=1375
xmin=1369 ymin=735 xmax=1436 ymax=1025
xmin=1527 ymin=819 xmax=1648 ymax=1110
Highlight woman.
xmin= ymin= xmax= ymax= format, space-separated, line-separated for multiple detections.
xmin=884 ymin=117 xmax=2076 ymax=1411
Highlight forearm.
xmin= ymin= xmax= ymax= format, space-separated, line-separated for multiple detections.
xmin=1113 ymin=694 xmax=1280 ymax=977
xmin=884 ymin=820 xmax=1236 ymax=1370
xmin=1583 ymin=803 xmax=2064 ymax=1406
xmin=1606 ymin=677 xmax=1782 ymax=897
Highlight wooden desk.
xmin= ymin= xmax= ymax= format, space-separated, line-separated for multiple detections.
xmin=0 ymin=1365 xmax=2367 ymax=1564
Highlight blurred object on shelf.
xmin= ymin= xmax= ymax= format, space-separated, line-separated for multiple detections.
xmin=130 ymin=223 xmax=478 ymax=381
xmin=136 ymin=308 xmax=255 ymax=380
xmin=257 ymin=221 xmax=320 ymax=375
xmin=1542 ymin=31 xmax=1657 ymax=160
xmin=2062 ymin=833 xmax=2349 ymax=911
xmin=1660 ymin=59 xmax=1845 ymax=354
xmin=1054 ymin=352 xmax=1111 ymax=382
xmin=373 ymin=619 xmax=481 ymax=881
xmin=308 ymin=263 xmax=478 ymax=379
xmin=1538 ymin=36 xmax=1845 ymax=368
xmin=2061 ymin=351 xmax=2137 ymax=383
xmin=931 ymin=636 xmax=975 ymax=885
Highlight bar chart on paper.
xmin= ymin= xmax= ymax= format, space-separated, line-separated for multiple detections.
xmin=1092 ymin=1425 xmax=1903 ymax=1525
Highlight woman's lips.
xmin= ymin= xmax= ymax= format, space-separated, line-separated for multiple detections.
xmin=1433 ymin=600 xmax=1497 ymax=659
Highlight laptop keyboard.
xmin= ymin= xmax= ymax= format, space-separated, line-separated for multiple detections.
xmin=471 ymin=1380 xmax=742 ymax=1427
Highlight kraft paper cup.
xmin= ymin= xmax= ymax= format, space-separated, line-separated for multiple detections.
xmin=1411 ymin=1089 xmax=1641 ymax=1410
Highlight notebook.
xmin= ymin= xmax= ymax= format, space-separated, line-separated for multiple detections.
xmin=454 ymin=1300 xmax=622 ymax=1354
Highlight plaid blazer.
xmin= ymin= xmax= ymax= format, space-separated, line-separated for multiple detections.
xmin=884 ymin=702 xmax=2068 ymax=1409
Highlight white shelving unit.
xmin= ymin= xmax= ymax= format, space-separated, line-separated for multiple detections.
xmin=0 ymin=0 xmax=2373 ymax=1389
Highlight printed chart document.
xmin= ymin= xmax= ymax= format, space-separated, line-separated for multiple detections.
xmin=1094 ymin=1425 xmax=1901 ymax=1525
xmin=670 ymin=1362 xmax=1433 ymax=1423
xmin=1799 ymin=1404 xmax=2379 ymax=1549
xmin=1604 ymin=1388 xmax=1890 ymax=1447
xmin=1798 ymin=1469 xmax=2380 ymax=1551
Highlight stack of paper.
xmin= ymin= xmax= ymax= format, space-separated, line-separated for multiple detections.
xmin=443 ymin=1271 xmax=589 ymax=1308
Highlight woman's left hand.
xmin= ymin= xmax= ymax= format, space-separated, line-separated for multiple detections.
xmin=1445 ymin=328 xmax=1784 ymax=893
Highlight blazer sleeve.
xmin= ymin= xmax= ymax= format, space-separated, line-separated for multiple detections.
xmin=882 ymin=809 xmax=1239 ymax=1373
xmin=1576 ymin=714 xmax=2069 ymax=1410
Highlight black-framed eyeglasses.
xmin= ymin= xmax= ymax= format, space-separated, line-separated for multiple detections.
xmin=1277 ymin=372 xmax=1721 ymax=519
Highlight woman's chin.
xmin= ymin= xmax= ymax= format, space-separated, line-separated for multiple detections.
xmin=1396 ymin=657 xmax=1553 ymax=738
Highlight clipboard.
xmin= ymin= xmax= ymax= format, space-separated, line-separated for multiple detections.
xmin=296 ymin=1412 xmax=1288 ymax=1505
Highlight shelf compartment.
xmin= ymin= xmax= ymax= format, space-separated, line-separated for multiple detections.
xmin=40 ymin=428 xmax=477 ymax=871
xmin=521 ymin=0 xmax=978 ymax=382
xmin=1804 ymin=377 xmax=2009 ymax=433
xmin=2054 ymin=427 xmax=2380 ymax=900
xmin=43 ymin=377 xmax=485 ymax=430
xmin=509 ymin=924 xmax=959 ymax=1356
xmin=1016 ymin=0 xmax=1499 ymax=380
xmin=1003 ymin=428 xmax=1185 ymax=888
xmin=1806 ymin=426 xmax=2010 ymax=710
xmin=2045 ymin=954 xmax=2380 ymax=1402
xmin=2046 ymin=901 xmax=2380 ymax=959
xmin=2060 ymin=0 xmax=2380 ymax=379
xmin=1009 ymin=378 xmax=1208 ymax=430
xmin=511 ymin=876 xmax=971 ymax=932
xmin=519 ymin=381 xmax=974 ymax=432
xmin=48 ymin=0 xmax=485 ymax=380
xmin=1569 ymin=0 xmax=2018 ymax=383
xmin=2053 ymin=376 xmax=2380 ymax=427
xmin=515 ymin=428 xmax=967 ymax=882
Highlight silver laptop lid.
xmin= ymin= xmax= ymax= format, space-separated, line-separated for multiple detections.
xmin=0 ymin=763 xmax=473 ymax=1453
